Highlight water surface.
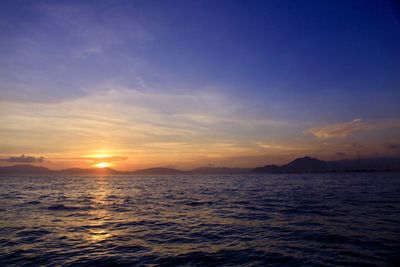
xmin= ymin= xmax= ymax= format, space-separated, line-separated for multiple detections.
xmin=1 ymin=173 xmax=399 ymax=266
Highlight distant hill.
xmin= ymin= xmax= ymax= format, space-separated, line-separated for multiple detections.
xmin=0 ymin=164 xmax=127 ymax=176
xmin=327 ymin=157 xmax=400 ymax=172
xmin=131 ymin=167 xmax=185 ymax=175
xmin=0 ymin=165 xmax=250 ymax=176
xmin=187 ymin=167 xmax=250 ymax=175
xmin=251 ymin=164 xmax=281 ymax=173
xmin=281 ymin=156 xmax=327 ymax=172
xmin=0 ymin=164 xmax=54 ymax=175
xmin=56 ymin=167 xmax=125 ymax=175
xmin=131 ymin=166 xmax=250 ymax=175
xmin=251 ymin=156 xmax=327 ymax=173
xmin=0 ymin=164 xmax=249 ymax=176
xmin=1 ymin=156 xmax=400 ymax=176
xmin=251 ymin=156 xmax=400 ymax=173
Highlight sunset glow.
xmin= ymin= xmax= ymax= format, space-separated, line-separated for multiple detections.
xmin=95 ymin=162 xmax=111 ymax=168
xmin=1 ymin=1 xmax=400 ymax=266
xmin=0 ymin=0 xmax=399 ymax=171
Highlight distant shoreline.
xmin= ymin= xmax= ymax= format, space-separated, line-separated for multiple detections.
xmin=1 ymin=156 xmax=399 ymax=176
xmin=1 ymin=169 xmax=399 ymax=177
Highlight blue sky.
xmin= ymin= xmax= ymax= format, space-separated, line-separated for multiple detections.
xmin=0 ymin=0 xmax=399 ymax=169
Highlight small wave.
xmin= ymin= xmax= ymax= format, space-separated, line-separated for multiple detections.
xmin=66 ymin=212 xmax=91 ymax=217
xmin=181 ymin=200 xmax=214 ymax=206
xmin=154 ymin=249 xmax=296 ymax=266
xmin=111 ymin=207 xmax=130 ymax=212
xmin=16 ymin=229 xmax=51 ymax=237
xmin=1 ymin=173 xmax=399 ymax=266
xmin=47 ymin=204 xmax=92 ymax=211
xmin=24 ymin=201 xmax=41 ymax=205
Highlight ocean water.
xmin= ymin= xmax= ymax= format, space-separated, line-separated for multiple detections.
xmin=0 ymin=173 xmax=399 ymax=266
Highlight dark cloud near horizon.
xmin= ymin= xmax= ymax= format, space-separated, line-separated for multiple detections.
xmin=386 ymin=144 xmax=400 ymax=150
xmin=336 ymin=152 xmax=346 ymax=157
xmin=3 ymin=155 xmax=45 ymax=163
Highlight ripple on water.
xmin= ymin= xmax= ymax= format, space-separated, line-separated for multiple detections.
xmin=47 ymin=204 xmax=93 ymax=211
xmin=0 ymin=173 xmax=399 ymax=266
xmin=24 ymin=201 xmax=41 ymax=205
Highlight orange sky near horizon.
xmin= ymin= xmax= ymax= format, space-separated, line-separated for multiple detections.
xmin=1 ymin=1 xmax=400 ymax=170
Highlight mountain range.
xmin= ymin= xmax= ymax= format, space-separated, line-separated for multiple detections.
xmin=0 ymin=164 xmax=250 ymax=176
xmin=251 ymin=156 xmax=327 ymax=173
xmin=0 ymin=156 xmax=399 ymax=176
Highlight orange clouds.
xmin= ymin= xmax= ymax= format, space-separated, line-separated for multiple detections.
xmin=305 ymin=119 xmax=400 ymax=138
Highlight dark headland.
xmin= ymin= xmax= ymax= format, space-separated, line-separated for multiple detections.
xmin=1 ymin=156 xmax=399 ymax=176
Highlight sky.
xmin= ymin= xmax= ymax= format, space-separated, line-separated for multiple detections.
xmin=0 ymin=0 xmax=400 ymax=170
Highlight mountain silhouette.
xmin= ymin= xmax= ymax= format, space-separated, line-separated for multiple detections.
xmin=57 ymin=167 xmax=125 ymax=175
xmin=131 ymin=167 xmax=185 ymax=175
xmin=251 ymin=156 xmax=327 ymax=173
xmin=1 ymin=156 xmax=399 ymax=175
xmin=187 ymin=167 xmax=250 ymax=175
xmin=0 ymin=165 xmax=251 ymax=175
xmin=281 ymin=156 xmax=327 ymax=172
xmin=251 ymin=164 xmax=281 ymax=173
xmin=0 ymin=164 xmax=53 ymax=175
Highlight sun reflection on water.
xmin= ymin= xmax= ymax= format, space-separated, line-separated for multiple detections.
xmin=87 ymin=177 xmax=113 ymax=242
xmin=89 ymin=229 xmax=112 ymax=242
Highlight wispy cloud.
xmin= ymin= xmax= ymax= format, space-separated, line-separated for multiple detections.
xmin=305 ymin=119 xmax=400 ymax=138
xmin=385 ymin=143 xmax=400 ymax=150
xmin=58 ymin=155 xmax=128 ymax=164
xmin=0 ymin=1 xmax=153 ymax=103
xmin=0 ymin=87 xmax=287 ymax=162
xmin=1 ymin=155 xmax=45 ymax=164
xmin=336 ymin=152 xmax=347 ymax=157
xmin=256 ymin=143 xmax=305 ymax=151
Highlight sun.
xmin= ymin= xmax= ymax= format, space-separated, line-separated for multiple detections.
xmin=95 ymin=162 xmax=110 ymax=168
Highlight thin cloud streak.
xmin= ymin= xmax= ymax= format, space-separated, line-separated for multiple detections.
xmin=1 ymin=155 xmax=45 ymax=164
xmin=0 ymin=1 xmax=153 ymax=103
xmin=0 ymin=86 xmax=290 ymax=167
xmin=305 ymin=119 xmax=400 ymax=138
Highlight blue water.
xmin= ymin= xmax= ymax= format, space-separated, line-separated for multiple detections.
xmin=0 ymin=173 xmax=399 ymax=266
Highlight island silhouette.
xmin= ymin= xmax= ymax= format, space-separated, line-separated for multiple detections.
xmin=1 ymin=156 xmax=399 ymax=176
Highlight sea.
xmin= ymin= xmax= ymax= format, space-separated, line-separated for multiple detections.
xmin=0 ymin=173 xmax=399 ymax=266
